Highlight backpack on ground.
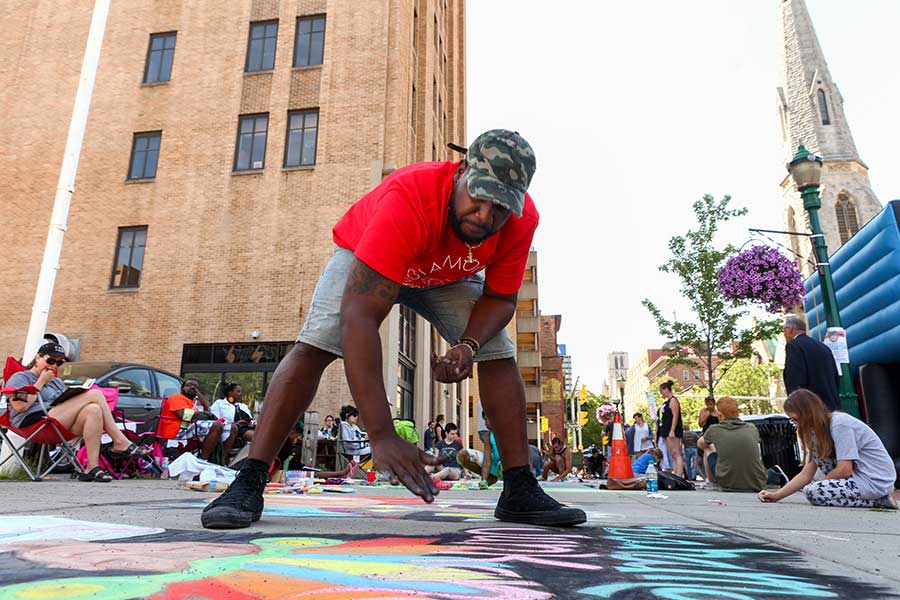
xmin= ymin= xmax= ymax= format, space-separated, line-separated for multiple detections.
xmin=658 ymin=470 xmax=695 ymax=491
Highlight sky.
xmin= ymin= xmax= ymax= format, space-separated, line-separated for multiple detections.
xmin=466 ymin=0 xmax=900 ymax=393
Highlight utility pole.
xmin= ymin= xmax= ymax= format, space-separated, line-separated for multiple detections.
xmin=21 ymin=0 xmax=110 ymax=362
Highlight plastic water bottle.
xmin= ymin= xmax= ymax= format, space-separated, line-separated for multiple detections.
xmin=646 ymin=463 xmax=658 ymax=494
xmin=160 ymin=457 xmax=170 ymax=479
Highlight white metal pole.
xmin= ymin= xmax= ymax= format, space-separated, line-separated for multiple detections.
xmin=21 ymin=0 xmax=110 ymax=363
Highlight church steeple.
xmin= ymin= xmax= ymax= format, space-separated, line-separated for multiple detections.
xmin=777 ymin=0 xmax=882 ymax=275
xmin=777 ymin=0 xmax=860 ymax=163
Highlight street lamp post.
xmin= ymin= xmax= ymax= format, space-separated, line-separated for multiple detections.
xmin=787 ymin=145 xmax=860 ymax=416
xmin=616 ymin=374 xmax=626 ymax=413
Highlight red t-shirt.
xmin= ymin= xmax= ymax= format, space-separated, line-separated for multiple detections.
xmin=159 ymin=393 xmax=194 ymax=439
xmin=333 ymin=161 xmax=539 ymax=294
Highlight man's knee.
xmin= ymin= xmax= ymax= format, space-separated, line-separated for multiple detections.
xmin=291 ymin=342 xmax=337 ymax=366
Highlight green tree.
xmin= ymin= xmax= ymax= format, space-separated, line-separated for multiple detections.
xmin=716 ymin=358 xmax=782 ymax=414
xmin=643 ymin=195 xmax=782 ymax=401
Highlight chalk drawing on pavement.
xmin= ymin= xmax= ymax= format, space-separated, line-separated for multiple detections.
xmin=0 ymin=518 xmax=892 ymax=600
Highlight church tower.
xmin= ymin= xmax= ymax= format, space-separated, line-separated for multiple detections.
xmin=777 ymin=0 xmax=882 ymax=276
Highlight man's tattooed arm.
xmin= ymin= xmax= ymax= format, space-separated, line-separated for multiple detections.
xmin=343 ymin=259 xmax=401 ymax=303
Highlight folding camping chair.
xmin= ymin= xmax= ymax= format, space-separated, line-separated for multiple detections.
xmin=154 ymin=395 xmax=203 ymax=460
xmin=0 ymin=357 xmax=85 ymax=481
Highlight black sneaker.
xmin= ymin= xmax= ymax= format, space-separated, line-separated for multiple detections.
xmin=201 ymin=461 xmax=267 ymax=529
xmin=494 ymin=466 xmax=586 ymax=527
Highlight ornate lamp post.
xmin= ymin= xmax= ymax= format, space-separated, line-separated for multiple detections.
xmin=787 ymin=145 xmax=859 ymax=416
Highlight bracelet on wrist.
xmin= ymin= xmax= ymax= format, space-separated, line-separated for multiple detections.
xmin=458 ymin=336 xmax=480 ymax=355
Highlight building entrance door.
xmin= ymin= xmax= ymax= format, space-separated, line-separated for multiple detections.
xmin=181 ymin=341 xmax=293 ymax=415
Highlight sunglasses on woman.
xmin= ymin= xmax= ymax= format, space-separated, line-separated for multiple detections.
xmin=45 ymin=357 xmax=67 ymax=366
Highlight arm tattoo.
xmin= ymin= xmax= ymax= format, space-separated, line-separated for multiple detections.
xmin=345 ymin=259 xmax=400 ymax=302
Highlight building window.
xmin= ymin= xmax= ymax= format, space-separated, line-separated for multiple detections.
xmin=110 ymin=226 xmax=147 ymax=289
xmin=283 ymin=109 xmax=318 ymax=167
xmin=399 ymin=305 xmax=417 ymax=360
xmin=294 ymin=15 xmax=325 ymax=67
xmin=246 ymin=21 xmax=278 ymax=72
xmin=683 ymin=369 xmax=690 ymax=382
xmin=128 ymin=131 xmax=161 ymax=180
xmin=786 ymin=206 xmax=802 ymax=260
xmin=521 ymin=367 xmax=538 ymax=385
xmin=143 ymin=32 xmax=176 ymax=83
xmin=835 ymin=192 xmax=860 ymax=244
xmin=411 ymin=82 xmax=417 ymax=139
xmin=234 ymin=114 xmax=268 ymax=171
xmin=817 ymin=89 xmax=831 ymax=126
xmin=397 ymin=305 xmax=417 ymax=420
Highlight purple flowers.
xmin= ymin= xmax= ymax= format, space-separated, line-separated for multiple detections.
xmin=717 ymin=246 xmax=804 ymax=313
xmin=596 ymin=404 xmax=616 ymax=425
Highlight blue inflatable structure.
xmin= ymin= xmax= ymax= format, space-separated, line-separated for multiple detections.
xmin=804 ymin=200 xmax=900 ymax=374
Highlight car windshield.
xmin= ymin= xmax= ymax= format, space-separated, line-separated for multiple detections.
xmin=58 ymin=363 xmax=112 ymax=386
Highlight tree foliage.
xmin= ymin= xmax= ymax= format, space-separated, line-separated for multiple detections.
xmin=716 ymin=358 xmax=782 ymax=415
xmin=643 ymin=195 xmax=782 ymax=400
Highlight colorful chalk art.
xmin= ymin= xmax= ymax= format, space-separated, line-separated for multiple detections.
xmin=0 ymin=517 xmax=891 ymax=599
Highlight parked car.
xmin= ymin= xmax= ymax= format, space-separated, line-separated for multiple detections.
xmin=57 ymin=361 xmax=183 ymax=431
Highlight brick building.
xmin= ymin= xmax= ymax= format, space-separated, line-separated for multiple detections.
xmin=0 ymin=0 xmax=468 ymax=430
xmin=539 ymin=314 xmax=566 ymax=444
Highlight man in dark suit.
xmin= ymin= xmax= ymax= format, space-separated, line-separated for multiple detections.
xmin=783 ymin=316 xmax=841 ymax=411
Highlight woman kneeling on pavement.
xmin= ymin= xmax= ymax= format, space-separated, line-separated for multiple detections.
xmin=5 ymin=342 xmax=151 ymax=482
xmin=759 ymin=389 xmax=897 ymax=509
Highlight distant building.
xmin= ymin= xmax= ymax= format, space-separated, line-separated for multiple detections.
xmin=540 ymin=315 xmax=567 ymax=445
xmin=607 ymin=351 xmax=629 ymax=402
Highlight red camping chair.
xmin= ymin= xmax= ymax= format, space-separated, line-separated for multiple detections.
xmin=154 ymin=395 xmax=202 ymax=459
xmin=1 ymin=357 xmax=84 ymax=481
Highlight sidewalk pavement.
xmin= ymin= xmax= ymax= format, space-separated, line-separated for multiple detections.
xmin=0 ymin=477 xmax=898 ymax=599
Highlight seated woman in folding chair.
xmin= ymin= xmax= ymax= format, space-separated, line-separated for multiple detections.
xmin=5 ymin=342 xmax=151 ymax=482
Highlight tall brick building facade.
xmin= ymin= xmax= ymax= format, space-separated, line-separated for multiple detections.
xmin=1 ymin=0 xmax=467 ymax=427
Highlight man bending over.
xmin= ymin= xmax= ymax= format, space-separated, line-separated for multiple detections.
xmin=201 ymin=129 xmax=585 ymax=529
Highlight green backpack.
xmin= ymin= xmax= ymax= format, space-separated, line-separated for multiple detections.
xmin=394 ymin=419 xmax=419 ymax=444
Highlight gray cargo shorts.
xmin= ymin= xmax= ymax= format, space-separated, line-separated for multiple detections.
xmin=297 ymin=247 xmax=516 ymax=361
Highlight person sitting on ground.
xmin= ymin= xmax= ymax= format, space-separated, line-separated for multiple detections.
xmin=5 ymin=342 xmax=151 ymax=482
xmin=697 ymin=397 xmax=767 ymax=492
xmin=699 ymin=396 xmax=721 ymax=434
xmin=759 ymin=389 xmax=897 ymax=509
xmin=211 ymin=383 xmax=255 ymax=455
xmin=431 ymin=422 xmax=464 ymax=481
xmin=541 ymin=436 xmax=572 ymax=482
xmin=319 ymin=414 xmax=337 ymax=440
xmin=458 ymin=412 xmax=502 ymax=486
xmin=632 ymin=448 xmax=664 ymax=475
xmin=338 ymin=404 xmax=371 ymax=462
xmin=578 ymin=445 xmax=605 ymax=479
xmin=270 ymin=421 xmax=352 ymax=483
xmin=161 ymin=379 xmax=229 ymax=462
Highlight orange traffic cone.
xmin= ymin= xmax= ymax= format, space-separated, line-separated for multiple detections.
xmin=607 ymin=412 xmax=634 ymax=479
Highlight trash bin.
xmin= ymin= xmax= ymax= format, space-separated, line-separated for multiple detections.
xmin=742 ymin=414 xmax=802 ymax=479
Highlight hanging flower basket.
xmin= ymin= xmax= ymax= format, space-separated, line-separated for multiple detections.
xmin=595 ymin=403 xmax=616 ymax=425
xmin=717 ymin=245 xmax=804 ymax=313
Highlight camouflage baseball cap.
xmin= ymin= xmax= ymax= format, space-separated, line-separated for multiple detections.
xmin=465 ymin=129 xmax=536 ymax=218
